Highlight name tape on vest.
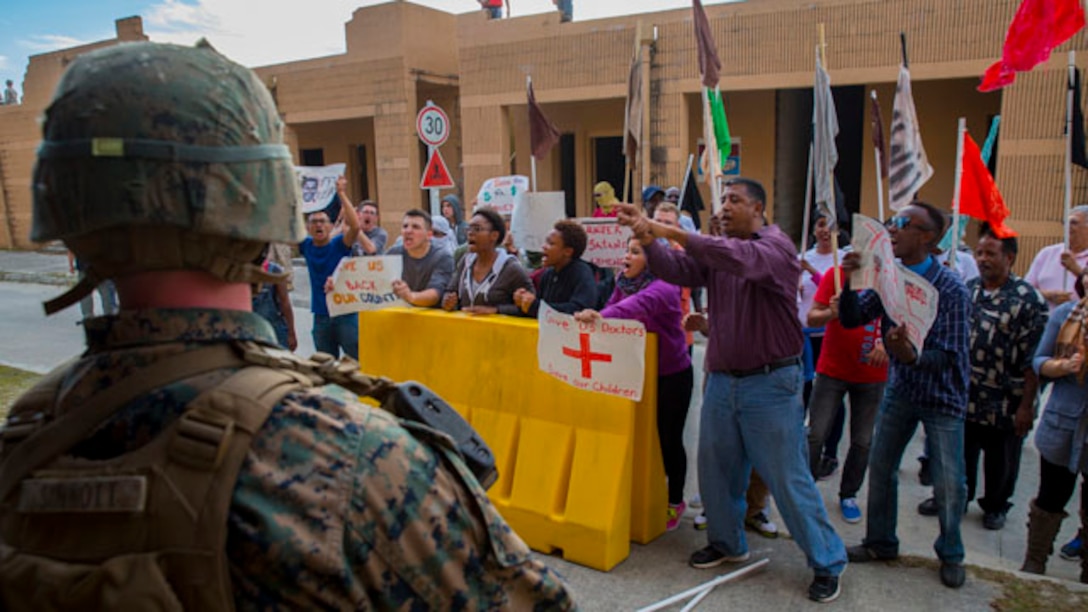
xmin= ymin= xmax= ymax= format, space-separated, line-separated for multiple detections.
xmin=18 ymin=475 xmax=148 ymax=513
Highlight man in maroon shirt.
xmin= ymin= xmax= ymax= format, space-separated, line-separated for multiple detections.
xmin=616 ymin=178 xmax=847 ymax=603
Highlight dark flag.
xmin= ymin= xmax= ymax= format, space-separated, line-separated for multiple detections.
xmin=1073 ymin=69 xmax=1088 ymax=169
xmin=680 ymin=164 xmax=705 ymax=231
xmin=979 ymin=0 xmax=1085 ymax=91
xmin=528 ymin=80 xmax=560 ymax=160
xmin=870 ymin=90 xmax=889 ymax=179
xmin=693 ymin=0 xmax=721 ymax=88
xmin=624 ymin=54 xmax=643 ymax=165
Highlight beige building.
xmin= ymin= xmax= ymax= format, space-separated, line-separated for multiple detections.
xmin=1 ymin=0 xmax=1086 ymax=272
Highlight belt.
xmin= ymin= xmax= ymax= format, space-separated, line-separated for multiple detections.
xmin=724 ymin=356 xmax=801 ymax=378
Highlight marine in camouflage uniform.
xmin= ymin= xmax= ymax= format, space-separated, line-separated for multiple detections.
xmin=0 ymin=41 xmax=574 ymax=610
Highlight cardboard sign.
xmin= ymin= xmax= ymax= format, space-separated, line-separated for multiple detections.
xmin=579 ymin=218 xmax=632 ymax=270
xmin=537 ymin=303 xmax=646 ymax=401
xmin=476 ymin=175 xmax=529 ymax=216
xmin=850 ymin=214 xmax=938 ymax=352
xmin=326 ymin=256 xmax=407 ymax=316
xmin=512 ymin=191 xmax=565 ymax=252
xmin=296 ymin=163 xmax=346 ymax=214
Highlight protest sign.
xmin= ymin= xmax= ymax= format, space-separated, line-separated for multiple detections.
xmin=849 ymin=213 xmax=938 ymax=352
xmin=512 ymin=191 xmax=565 ymax=252
xmin=579 ymin=218 xmax=632 ymax=270
xmin=476 ymin=175 xmax=529 ymax=216
xmin=326 ymin=256 xmax=407 ymax=316
xmin=296 ymin=163 xmax=346 ymax=214
xmin=537 ymin=302 xmax=646 ymax=401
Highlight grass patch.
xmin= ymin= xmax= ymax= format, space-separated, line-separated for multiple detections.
xmin=890 ymin=555 xmax=1088 ymax=611
xmin=0 ymin=365 xmax=41 ymax=420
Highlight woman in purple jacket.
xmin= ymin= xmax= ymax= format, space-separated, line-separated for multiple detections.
xmin=576 ymin=238 xmax=694 ymax=530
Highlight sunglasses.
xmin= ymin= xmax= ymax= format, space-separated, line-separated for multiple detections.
xmin=466 ymin=224 xmax=494 ymax=234
xmin=885 ymin=216 xmax=931 ymax=232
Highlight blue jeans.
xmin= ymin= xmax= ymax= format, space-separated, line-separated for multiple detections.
xmin=312 ymin=313 xmax=358 ymax=359
xmin=700 ymin=367 xmax=847 ymax=576
xmin=556 ymin=0 xmax=572 ymax=21
xmin=864 ymin=388 xmax=966 ymax=563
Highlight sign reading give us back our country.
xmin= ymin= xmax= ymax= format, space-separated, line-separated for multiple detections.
xmin=537 ymin=302 xmax=646 ymax=401
xmin=326 ymin=256 xmax=407 ymax=316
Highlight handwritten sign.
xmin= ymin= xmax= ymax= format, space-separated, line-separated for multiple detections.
xmin=537 ymin=302 xmax=646 ymax=401
xmin=578 ymin=218 xmax=632 ymax=270
xmin=850 ymin=214 xmax=938 ymax=352
xmin=296 ymin=163 xmax=346 ymax=214
xmin=476 ymin=175 xmax=529 ymax=216
xmin=326 ymin=256 xmax=407 ymax=316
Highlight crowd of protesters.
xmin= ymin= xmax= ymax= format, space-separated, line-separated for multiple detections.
xmin=166 ymin=173 xmax=1088 ymax=602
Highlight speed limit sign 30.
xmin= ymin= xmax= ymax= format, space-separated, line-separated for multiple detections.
xmin=416 ymin=104 xmax=450 ymax=147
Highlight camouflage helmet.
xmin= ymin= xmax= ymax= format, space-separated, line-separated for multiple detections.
xmin=32 ymin=40 xmax=304 ymax=314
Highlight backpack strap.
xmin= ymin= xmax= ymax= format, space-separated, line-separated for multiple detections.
xmin=150 ymin=365 xmax=309 ymax=610
xmin=0 ymin=343 xmax=248 ymax=504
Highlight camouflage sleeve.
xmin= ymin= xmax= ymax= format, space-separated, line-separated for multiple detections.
xmin=227 ymin=389 xmax=575 ymax=610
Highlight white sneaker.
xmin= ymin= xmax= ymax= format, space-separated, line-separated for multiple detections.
xmin=690 ymin=493 xmax=703 ymax=509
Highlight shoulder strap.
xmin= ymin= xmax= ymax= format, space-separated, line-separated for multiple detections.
xmin=155 ymin=365 xmax=308 ymax=610
xmin=0 ymin=343 xmax=247 ymax=503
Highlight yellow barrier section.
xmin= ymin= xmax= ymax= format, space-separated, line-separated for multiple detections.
xmin=358 ymin=308 xmax=666 ymax=571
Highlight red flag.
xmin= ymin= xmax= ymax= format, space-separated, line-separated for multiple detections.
xmin=693 ymin=0 xmax=721 ymax=88
xmin=959 ymin=133 xmax=1016 ymax=238
xmin=528 ymin=81 xmax=560 ymax=160
xmin=979 ymin=0 xmax=1085 ymax=92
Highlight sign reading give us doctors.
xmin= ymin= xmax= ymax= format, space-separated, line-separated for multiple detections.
xmin=536 ymin=302 xmax=647 ymax=401
xmin=326 ymin=256 xmax=407 ymax=316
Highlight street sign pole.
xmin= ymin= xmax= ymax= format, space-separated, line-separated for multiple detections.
xmin=417 ymin=99 xmax=452 ymax=216
xmin=429 ymin=142 xmax=440 ymax=216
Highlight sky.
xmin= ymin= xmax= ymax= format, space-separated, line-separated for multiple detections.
xmin=0 ymin=0 xmax=729 ymax=83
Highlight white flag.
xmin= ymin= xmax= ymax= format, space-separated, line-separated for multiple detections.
xmin=813 ymin=52 xmax=839 ymax=223
xmin=888 ymin=65 xmax=933 ymax=211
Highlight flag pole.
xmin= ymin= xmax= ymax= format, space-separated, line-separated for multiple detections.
xmin=527 ymin=75 xmax=538 ymax=192
xmin=678 ymin=153 xmax=695 ymax=213
xmin=818 ymin=25 xmax=842 ymax=293
xmin=871 ymin=90 xmax=887 ymax=223
xmin=1065 ymin=51 xmax=1076 ymax=291
xmin=622 ymin=24 xmax=640 ymax=205
xmin=702 ymin=87 xmax=723 ymax=213
xmin=950 ymin=117 xmax=967 ymax=270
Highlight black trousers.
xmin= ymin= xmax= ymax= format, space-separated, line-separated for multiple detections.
xmin=1036 ymin=455 xmax=1088 ymax=515
xmin=964 ymin=421 xmax=1024 ymax=513
xmin=658 ymin=366 xmax=694 ymax=505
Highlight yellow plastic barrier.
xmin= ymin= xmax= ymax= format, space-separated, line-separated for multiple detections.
xmin=358 ymin=308 xmax=667 ymax=571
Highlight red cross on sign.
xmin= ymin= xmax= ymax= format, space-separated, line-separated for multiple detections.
xmin=562 ymin=333 xmax=613 ymax=378
xmin=420 ymin=148 xmax=455 ymax=189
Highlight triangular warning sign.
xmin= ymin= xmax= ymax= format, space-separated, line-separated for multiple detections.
xmin=420 ymin=148 xmax=455 ymax=189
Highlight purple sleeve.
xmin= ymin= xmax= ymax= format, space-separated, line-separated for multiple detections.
xmin=684 ymin=232 xmax=798 ymax=284
xmin=600 ymin=281 xmax=674 ymax=324
xmin=644 ymin=239 xmax=707 ymax=288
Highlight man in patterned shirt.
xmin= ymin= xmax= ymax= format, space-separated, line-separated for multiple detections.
xmin=838 ymin=202 xmax=971 ymax=589
xmin=920 ymin=224 xmax=1047 ymax=530
xmin=0 ymin=41 xmax=573 ymax=610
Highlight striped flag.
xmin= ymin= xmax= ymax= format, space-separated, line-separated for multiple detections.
xmin=813 ymin=52 xmax=839 ymax=223
xmin=888 ymin=64 xmax=933 ymax=211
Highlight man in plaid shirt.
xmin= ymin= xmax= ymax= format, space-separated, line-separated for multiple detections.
xmin=837 ymin=202 xmax=971 ymax=590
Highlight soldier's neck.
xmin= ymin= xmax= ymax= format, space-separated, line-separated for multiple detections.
xmin=115 ymin=270 xmax=253 ymax=311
